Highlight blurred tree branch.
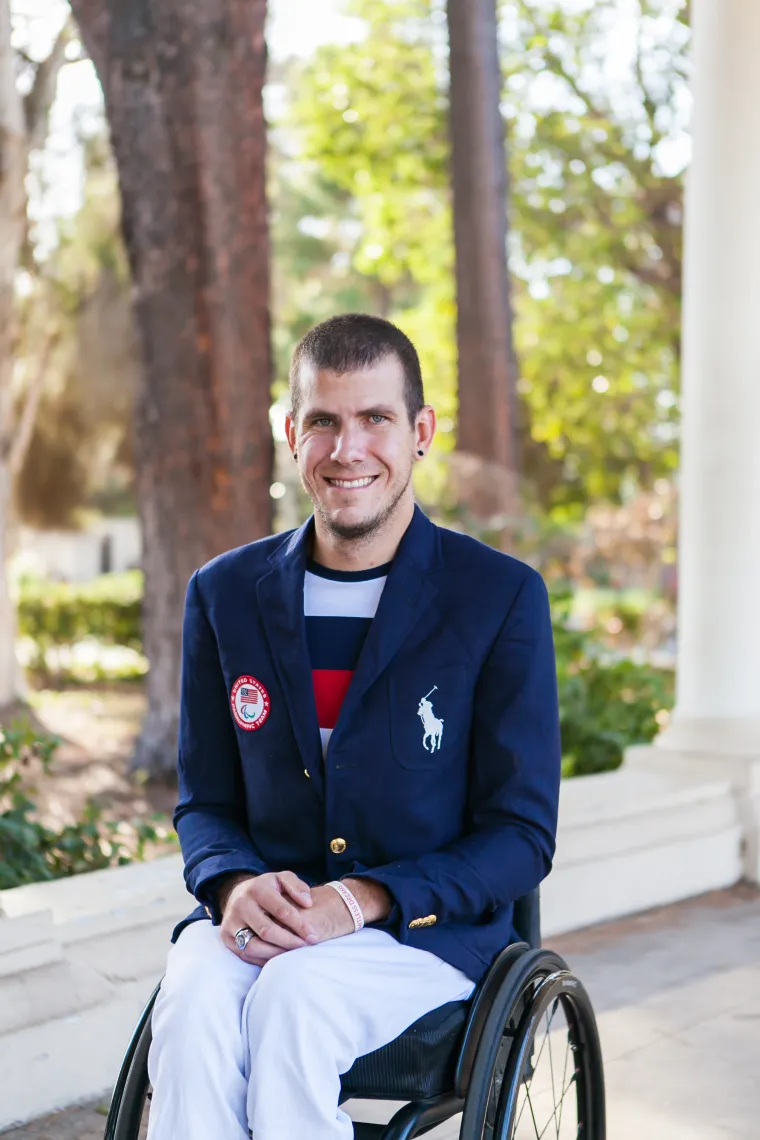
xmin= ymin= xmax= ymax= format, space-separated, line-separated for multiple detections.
xmin=6 ymin=325 xmax=60 ymax=478
xmin=66 ymin=0 xmax=108 ymax=88
xmin=24 ymin=17 xmax=74 ymax=149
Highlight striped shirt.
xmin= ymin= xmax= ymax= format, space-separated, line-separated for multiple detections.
xmin=304 ymin=559 xmax=391 ymax=756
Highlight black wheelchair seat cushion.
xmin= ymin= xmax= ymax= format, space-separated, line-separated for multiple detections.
xmin=339 ymin=999 xmax=471 ymax=1102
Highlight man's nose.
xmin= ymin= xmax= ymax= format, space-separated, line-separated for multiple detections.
xmin=331 ymin=426 xmax=366 ymax=464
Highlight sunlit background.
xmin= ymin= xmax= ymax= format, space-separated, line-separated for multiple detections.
xmin=2 ymin=0 xmax=692 ymax=862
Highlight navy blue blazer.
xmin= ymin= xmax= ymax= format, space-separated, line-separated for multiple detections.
xmin=172 ymin=505 xmax=561 ymax=984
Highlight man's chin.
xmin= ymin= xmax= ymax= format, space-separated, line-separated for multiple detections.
xmin=319 ymin=507 xmax=379 ymax=541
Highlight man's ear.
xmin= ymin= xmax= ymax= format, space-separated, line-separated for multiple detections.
xmin=285 ymin=413 xmax=297 ymax=455
xmin=415 ymin=404 xmax=437 ymax=455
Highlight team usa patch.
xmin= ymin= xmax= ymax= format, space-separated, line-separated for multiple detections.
xmin=230 ymin=675 xmax=271 ymax=731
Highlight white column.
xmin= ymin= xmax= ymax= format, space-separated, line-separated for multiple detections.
xmin=658 ymin=0 xmax=760 ymax=757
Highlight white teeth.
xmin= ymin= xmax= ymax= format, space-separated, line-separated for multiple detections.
xmin=328 ymin=476 xmax=376 ymax=488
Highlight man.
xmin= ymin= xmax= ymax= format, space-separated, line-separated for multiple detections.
xmin=147 ymin=314 xmax=561 ymax=1140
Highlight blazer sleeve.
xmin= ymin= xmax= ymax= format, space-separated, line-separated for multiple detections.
xmin=350 ymin=568 xmax=561 ymax=940
xmin=173 ymin=570 xmax=270 ymax=921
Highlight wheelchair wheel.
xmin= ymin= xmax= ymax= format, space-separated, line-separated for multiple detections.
xmin=460 ymin=950 xmax=605 ymax=1140
xmin=104 ymin=994 xmax=155 ymax=1140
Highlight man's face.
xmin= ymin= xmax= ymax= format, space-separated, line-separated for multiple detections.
xmin=288 ymin=355 xmax=419 ymax=541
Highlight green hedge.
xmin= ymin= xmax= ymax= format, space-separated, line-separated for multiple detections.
xmin=17 ymin=571 xmax=143 ymax=677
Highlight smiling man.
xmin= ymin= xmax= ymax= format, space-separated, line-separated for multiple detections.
xmin=146 ymin=314 xmax=561 ymax=1140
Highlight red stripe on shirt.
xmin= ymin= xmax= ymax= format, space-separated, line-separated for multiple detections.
xmin=312 ymin=668 xmax=354 ymax=729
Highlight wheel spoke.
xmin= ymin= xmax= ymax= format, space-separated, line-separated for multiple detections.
xmin=514 ymin=1081 xmax=531 ymax=1133
xmin=545 ymin=1009 xmax=559 ymax=1140
xmin=524 ymin=1084 xmax=541 ymax=1138
xmin=535 ymin=1072 xmax=579 ymax=1139
xmin=556 ymin=1036 xmax=572 ymax=1137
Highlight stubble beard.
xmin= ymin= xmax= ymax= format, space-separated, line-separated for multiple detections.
xmin=313 ymin=460 xmax=414 ymax=544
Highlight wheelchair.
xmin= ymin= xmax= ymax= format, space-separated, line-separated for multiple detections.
xmin=104 ymin=889 xmax=605 ymax=1139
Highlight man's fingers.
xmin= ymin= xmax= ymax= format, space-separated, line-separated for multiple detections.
xmin=277 ymin=871 xmax=313 ymax=908
xmin=244 ymin=901 xmax=311 ymax=951
xmin=241 ymin=936 xmax=288 ymax=965
xmin=254 ymin=889 xmax=318 ymax=944
xmin=265 ymin=895 xmax=318 ymax=943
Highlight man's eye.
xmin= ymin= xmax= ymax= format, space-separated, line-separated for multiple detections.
xmin=314 ymin=418 xmax=332 ymax=427
xmin=368 ymin=414 xmax=387 ymax=424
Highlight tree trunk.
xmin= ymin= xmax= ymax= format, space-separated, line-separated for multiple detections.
xmin=70 ymin=0 xmax=274 ymax=778
xmin=446 ymin=0 xmax=519 ymax=516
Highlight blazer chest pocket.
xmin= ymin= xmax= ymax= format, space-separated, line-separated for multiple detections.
xmin=388 ymin=663 xmax=469 ymax=770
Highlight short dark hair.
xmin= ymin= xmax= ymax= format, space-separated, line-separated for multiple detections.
xmin=289 ymin=313 xmax=425 ymax=427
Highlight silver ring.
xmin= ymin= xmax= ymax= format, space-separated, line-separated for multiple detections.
xmin=234 ymin=926 xmax=254 ymax=951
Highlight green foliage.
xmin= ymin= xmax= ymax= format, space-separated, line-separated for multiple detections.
xmin=503 ymin=0 xmax=687 ymax=511
xmin=17 ymin=572 xmax=143 ymax=681
xmin=551 ymin=592 xmax=674 ymax=777
xmin=278 ymin=0 xmax=688 ymax=514
xmin=0 ymin=720 xmax=173 ymax=890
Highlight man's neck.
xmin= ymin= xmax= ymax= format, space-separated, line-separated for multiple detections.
xmin=311 ymin=497 xmax=414 ymax=573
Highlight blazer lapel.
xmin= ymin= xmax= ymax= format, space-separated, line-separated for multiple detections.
xmin=333 ymin=505 xmax=442 ymax=742
xmin=256 ymin=519 xmax=324 ymax=792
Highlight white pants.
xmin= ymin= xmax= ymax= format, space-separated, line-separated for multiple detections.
xmin=147 ymin=920 xmax=475 ymax=1140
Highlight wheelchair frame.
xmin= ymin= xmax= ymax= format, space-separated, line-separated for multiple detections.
xmin=104 ymin=889 xmax=606 ymax=1140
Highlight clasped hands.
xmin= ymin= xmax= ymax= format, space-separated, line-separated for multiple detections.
xmin=219 ymin=871 xmax=391 ymax=966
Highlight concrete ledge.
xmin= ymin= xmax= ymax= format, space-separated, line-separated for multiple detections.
xmin=0 ymin=858 xmax=190 ymax=1130
xmin=1 ymin=855 xmax=188 ymax=944
xmin=542 ymin=766 xmax=742 ymax=937
xmin=0 ymin=910 xmax=62 ymax=977
xmin=628 ymin=744 xmax=760 ymax=881
xmin=0 ymin=957 xmax=114 ymax=1038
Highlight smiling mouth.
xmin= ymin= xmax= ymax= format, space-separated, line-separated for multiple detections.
xmin=325 ymin=475 xmax=379 ymax=489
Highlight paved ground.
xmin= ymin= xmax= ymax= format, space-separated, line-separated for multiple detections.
xmin=5 ymin=886 xmax=759 ymax=1139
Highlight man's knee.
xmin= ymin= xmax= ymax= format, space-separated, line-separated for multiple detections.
xmin=244 ymin=949 xmax=351 ymax=1048
xmin=155 ymin=922 xmax=255 ymax=1037
xmin=246 ymin=949 xmax=313 ymax=1013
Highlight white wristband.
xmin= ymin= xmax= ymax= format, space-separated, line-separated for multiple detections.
xmin=326 ymin=880 xmax=365 ymax=932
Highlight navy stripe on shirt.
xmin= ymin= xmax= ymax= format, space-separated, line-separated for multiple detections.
xmin=306 ymin=559 xmax=392 ymax=583
xmin=305 ymin=616 xmax=373 ymax=672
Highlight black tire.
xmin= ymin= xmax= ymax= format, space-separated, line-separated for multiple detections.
xmin=104 ymin=990 xmax=157 ymax=1140
xmin=459 ymin=950 xmax=605 ymax=1140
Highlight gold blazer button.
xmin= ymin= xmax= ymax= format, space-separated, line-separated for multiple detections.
xmin=329 ymin=837 xmax=347 ymax=855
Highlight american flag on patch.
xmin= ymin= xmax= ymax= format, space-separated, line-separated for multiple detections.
xmin=240 ymin=687 xmax=259 ymax=705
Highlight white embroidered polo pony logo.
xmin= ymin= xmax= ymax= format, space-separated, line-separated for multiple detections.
xmin=418 ymin=687 xmax=444 ymax=752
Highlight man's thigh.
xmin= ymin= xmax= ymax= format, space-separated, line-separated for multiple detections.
xmin=245 ymin=927 xmax=475 ymax=1062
